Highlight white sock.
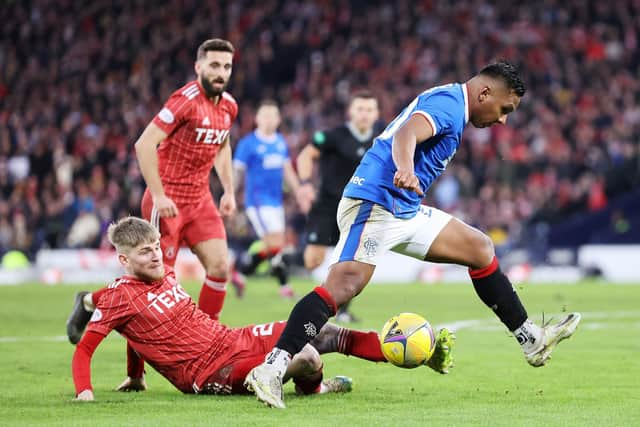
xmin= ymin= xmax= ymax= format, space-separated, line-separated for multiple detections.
xmin=82 ymin=293 xmax=95 ymax=312
xmin=264 ymin=347 xmax=292 ymax=373
xmin=513 ymin=319 xmax=543 ymax=353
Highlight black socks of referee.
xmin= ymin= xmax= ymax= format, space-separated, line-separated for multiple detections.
xmin=469 ymin=256 xmax=528 ymax=331
xmin=275 ymin=287 xmax=337 ymax=356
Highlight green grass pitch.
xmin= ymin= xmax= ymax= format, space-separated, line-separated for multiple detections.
xmin=1 ymin=278 xmax=639 ymax=426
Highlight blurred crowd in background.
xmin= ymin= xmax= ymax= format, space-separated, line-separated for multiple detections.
xmin=1 ymin=0 xmax=639 ymax=261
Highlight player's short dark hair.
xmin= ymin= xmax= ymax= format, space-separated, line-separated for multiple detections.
xmin=479 ymin=61 xmax=526 ymax=97
xmin=349 ymin=90 xmax=377 ymax=104
xmin=197 ymin=38 xmax=235 ymax=60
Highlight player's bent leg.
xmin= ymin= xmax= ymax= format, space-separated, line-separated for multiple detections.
xmin=284 ymin=344 xmax=322 ymax=382
xmin=424 ymin=217 xmax=494 ymax=269
xmin=323 ymin=260 xmax=375 ymax=307
xmin=192 ymin=238 xmax=231 ymax=320
xmin=66 ymin=291 xmax=93 ymax=344
xmin=288 ymin=345 xmax=353 ymax=395
xmin=303 ymin=245 xmax=328 ymax=271
xmin=426 ymin=217 xmax=581 ymax=366
xmin=311 ymin=323 xmax=386 ymax=362
xmin=264 ymin=232 xmax=295 ymax=298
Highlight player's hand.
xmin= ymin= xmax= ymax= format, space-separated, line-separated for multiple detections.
xmin=219 ymin=192 xmax=236 ymax=217
xmin=115 ymin=376 xmax=147 ymax=392
xmin=296 ymin=184 xmax=315 ymax=214
xmin=393 ymin=170 xmax=424 ymax=196
xmin=75 ymin=389 xmax=95 ymax=401
xmin=153 ymin=194 xmax=179 ymax=217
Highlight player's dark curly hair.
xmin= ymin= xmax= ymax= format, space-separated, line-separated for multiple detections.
xmin=479 ymin=61 xmax=526 ymax=97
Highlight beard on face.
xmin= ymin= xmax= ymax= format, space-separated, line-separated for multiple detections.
xmin=200 ymin=75 xmax=226 ymax=98
xmin=134 ymin=264 xmax=165 ymax=282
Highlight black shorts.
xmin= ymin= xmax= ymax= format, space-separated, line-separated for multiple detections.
xmin=305 ymin=198 xmax=341 ymax=246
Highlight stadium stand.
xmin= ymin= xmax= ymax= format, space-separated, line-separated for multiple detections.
xmin=1 ymin=0 xmax=638 ymax=261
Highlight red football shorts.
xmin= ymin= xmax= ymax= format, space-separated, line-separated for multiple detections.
xmin=201 ymin=321 xmax=288 ymax=394
xmin=141 ymin=190 xmax=226 ymax=266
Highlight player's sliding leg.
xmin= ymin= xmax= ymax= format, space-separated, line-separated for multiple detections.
xmin=192 ymin=238 xmax=231 ymax=320
xmin=246 ymin=343 xmax=352 ymax=408
xmin=310 ymin=322 xmax=386 ymax=362
xmin=245 ymin=261 xmax=374 ymax=407
xmin=426 ymin=217 xmax=581 ymax=367
xmin=287 ymin=345 xmax=352 ymax=395
xmin=66 ymin=288 xmax=107 ymax=344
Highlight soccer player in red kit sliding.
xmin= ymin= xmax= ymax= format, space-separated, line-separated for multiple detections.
xmin=67 ymin=39 xmax=240 ymax=343
xmin=71 ymin=217 xmax=453 ymax=402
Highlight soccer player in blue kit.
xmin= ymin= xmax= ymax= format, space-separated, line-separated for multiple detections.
xmin=232 ymin=100 xmax=311 ymax=299
xmin=245 ymin=61 xmax=582 ymax=408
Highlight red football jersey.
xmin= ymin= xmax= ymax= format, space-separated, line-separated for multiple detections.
xmin=152 ymin=80 xmax=238 ymax=204
xmin=86 ymin=268 xmax=240 ymax=393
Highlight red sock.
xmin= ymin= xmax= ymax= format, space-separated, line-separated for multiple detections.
xmin=198 ymin=276 xmax=226 ymax=320
xmin=293 ymin=367 xmax=323 ymax=395
xmin=337 ymin=329 xmax=387 ymax=362
xmin=91 ymin=288 xmax=108 ymax=305
xmin=268 ymin=246 xmax=281 ymax=258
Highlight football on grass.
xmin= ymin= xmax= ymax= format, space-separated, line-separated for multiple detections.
xmin=380 ymin=312 xmax=436 ymax=368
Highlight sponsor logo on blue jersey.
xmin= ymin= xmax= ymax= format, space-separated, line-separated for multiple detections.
xmin=234 ymin=131 xmax=290 ymax=207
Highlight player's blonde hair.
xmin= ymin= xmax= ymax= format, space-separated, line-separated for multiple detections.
xmin=107 ymin=216 xmax=160 ymax=253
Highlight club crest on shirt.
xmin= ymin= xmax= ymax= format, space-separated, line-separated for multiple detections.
xmin=165 ymin=246 xmax=176 ymax=259
xmin=90 ymin=308 xmax=103 ymax=322
xmin=158 ymin=107 xmax=175 ymax=124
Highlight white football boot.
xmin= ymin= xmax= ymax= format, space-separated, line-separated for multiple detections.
xmin=244 ymin=364 xmax=286 ymax=409
xmin=525 ymin=312 xmax=581 ymax=367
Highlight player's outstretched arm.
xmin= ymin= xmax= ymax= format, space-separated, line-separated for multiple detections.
xmin=391 ymin=114 xmax=434 ymax=196
xmin=135 ymin=122 xmax=178 ymax=217
xmin=72 ymin=330 xmax=106 ymax=401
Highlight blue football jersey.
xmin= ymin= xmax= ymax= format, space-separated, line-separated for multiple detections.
xmin=343 ymin=83 xmax=469 ymax=218
xmin=233 ymin=131 xmax=290 ymax=207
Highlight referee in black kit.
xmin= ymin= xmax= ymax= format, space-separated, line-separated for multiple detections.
xmin=297 ymin=91 xmax=380 ymax=323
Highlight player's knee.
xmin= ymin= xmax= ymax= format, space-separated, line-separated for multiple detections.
xmin=263 ymin=233 xmax=285 ymax=250
xmin=304 ymin=253 xmax=322 ymax=270
xmin=205 ymin=258 xmax=230 ymax=280
xmin=295 ymin=347 xmax=323 ymax=374
xmin=325 ymin=264 xmax=369 ymax=305
xmin=473 ymin=232 xmax=496 ymax=268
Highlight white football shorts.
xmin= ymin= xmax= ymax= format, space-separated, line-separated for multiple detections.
xmin=246 ymin=205 xmax=285 ymax=237
xmin=330 ymin=197 xmax=452 ymax=266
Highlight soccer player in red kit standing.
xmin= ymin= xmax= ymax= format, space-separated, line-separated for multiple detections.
xmin=136 ymin=38 xmax=240 ymax=321
xmin=67 ymin=39 xmax=240 ymax=340
xmin=71 ymin=217 xmax=441 ymax=402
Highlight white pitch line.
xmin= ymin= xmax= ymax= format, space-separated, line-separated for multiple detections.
xmin=1 ymin=311 xmax=639 ymax=343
